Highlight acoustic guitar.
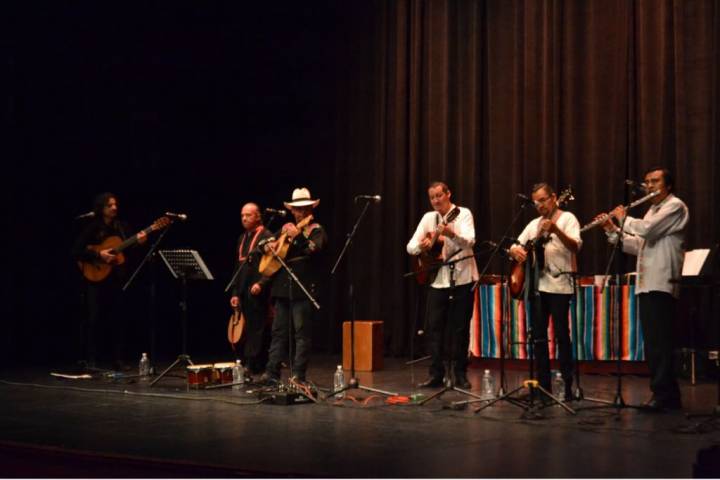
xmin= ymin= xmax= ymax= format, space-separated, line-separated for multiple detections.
xmin=413 ymin=206 xmax=461 ymax=285
xmin=508 ymin=188 xmax=574 ymax=298
xmin=78 ymin=216 xmax=171 ymax=282
xmin=258 ymin=214 xmax=314 ymax=277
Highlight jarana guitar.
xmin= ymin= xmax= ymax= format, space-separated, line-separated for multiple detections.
xmin=413 ymin=206 xmax=461 ymax=285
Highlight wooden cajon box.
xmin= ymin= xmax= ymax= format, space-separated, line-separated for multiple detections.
xmin=342 ymin=320 xmax=383 ymax=371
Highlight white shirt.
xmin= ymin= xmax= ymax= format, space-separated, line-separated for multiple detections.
xmin=406 ymin=205 xmax=479 ymax=288
xmin=517 ymin=210 xmax=582 ymax=294
xmin=607 ymin=194 xmax=689 ymax=298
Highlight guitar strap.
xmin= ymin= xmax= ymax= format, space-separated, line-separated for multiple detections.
xmin=238 ymin=226 xmax=265 ymax=261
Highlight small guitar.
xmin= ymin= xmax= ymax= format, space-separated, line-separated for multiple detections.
xmin=508 ymin=187 xmax=574 ymax=298
xmin=78 ymin=216 xmax=171 ymax=283
xmin=413 ymin=206 xmax=461 ymax=285
xmin=227 ymin=305 xmax=246 ymax=347
xmin=258 ymin=215 xmax=314 ymax=277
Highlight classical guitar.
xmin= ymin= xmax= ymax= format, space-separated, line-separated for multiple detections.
xmin=258 ymin=214 xmax=314 ymax=277
xmin=508 ymin=188 xmax=574 ymax=298
xmin=413 ymin=206 xmax=461 ymax=285
xmin=78 ymin=216 xmax=171 ymax=283
xmin=227 ymin=305 xmax=245 ymax=347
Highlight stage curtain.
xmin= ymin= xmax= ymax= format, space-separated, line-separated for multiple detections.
xmin=329 ymin=0 xmax=720 ymax=356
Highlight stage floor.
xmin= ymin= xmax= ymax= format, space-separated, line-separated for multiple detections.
xmin=1 ymin=355 xmax=719 ymax=478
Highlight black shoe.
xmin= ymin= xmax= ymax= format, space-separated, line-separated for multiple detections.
xmin=455 ymin=376 xmax=472 ymax=390
xmin=418 ymin=377 xmax=444 ymax=388
xmin=258 ymin=372 xmax=279 ymax=386
xmin=563 ymin=385 xmax=574 ymax=402
xmin=643 ymin=396 xmax=682 ymax=412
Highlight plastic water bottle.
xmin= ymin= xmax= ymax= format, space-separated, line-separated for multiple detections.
xmin=481 ymin=369 xmax=495 ymax=400
xmin=232 ymin=360 xmax=245 ymax=391
xmin=138 ymin=353 xmax=150 ymax=382
xmin=553 ymin=371 xmax=565 ymax=397
xmin=333 ymin=365 xmax=346 ymax=399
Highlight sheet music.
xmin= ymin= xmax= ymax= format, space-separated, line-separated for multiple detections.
xmin=682 ymin=249 xmax=710 ymax=276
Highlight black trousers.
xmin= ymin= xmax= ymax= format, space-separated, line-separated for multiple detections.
xmin=85 ymin=280 xmax=126 ymax=367
xmin=425 ymin=283 xmax=474 ymax=380
xmin=238 ymin=290 xmax=270 ymax=374
xmin=638 ymin=292 xmax=680 ymax=402
xmin=531 ymin=292 xmax=573 ymax=391
xmin=266 ymin=298 xmax=313 ymax=380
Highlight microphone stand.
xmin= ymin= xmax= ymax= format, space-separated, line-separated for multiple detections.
xmin=122 ymin=224 xmax=173 ymax=371
xmin=328 ymin=198 xmax=397 ymax=399
xmin=575 ymin=213 xmax=641 ymax=414
xmin=467 ymin=199 xmax=533 ymax=398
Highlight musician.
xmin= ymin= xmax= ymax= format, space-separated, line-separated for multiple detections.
xmin=598 ymin=167 xmax=689 ymax=411
xmin=72 ymin=193 xmax=146 ymax=370
xmin=229 ymin=203 xmax=274 ymax=375
xmin=509 ymin=183 xmax=581 ymax=401
xmin=260 ymin=188 xmax=327 ymax=384
xmin=407 ymin=181 xmax=479 ymax=389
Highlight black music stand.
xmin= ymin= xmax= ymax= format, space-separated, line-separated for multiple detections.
xmin=150 ymin=249 xmax=214 ymax=387
xmin=677 ymin=245 xmax=720 ymax=433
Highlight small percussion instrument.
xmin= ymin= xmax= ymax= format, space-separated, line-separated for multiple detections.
xmin=213 ymin=362 xmax=236 ymax=385
xmin=186 ymin=364 xmax=213 ymax=389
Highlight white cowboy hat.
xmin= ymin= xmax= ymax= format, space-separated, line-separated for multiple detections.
xmin=283 ymin=187 xmax=320 ymax=209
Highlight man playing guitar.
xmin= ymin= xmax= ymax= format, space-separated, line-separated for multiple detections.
xmin=72 ymin=192 xmax=147 ymax=370
xmin=509 ymin=182 xmax=581 ymax=402
xmin=406 ymin=181 xmax=479 ymax=389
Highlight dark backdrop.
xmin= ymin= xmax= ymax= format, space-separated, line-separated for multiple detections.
xmin=4 ymin=1 xmax=719 ymax=367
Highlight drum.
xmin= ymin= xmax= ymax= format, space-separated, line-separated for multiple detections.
xmin=213 ymin=362 xmax=235 ymax=384
xmin=186 ymin=364 xmax=213 ymax=388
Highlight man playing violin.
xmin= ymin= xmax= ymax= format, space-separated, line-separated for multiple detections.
xmin=229 ymin=203 xmax=274 ymax=375
xmin=72 ymin=192 xmax=147 ymax=370
xmin=407 ymin=181 xmax=479 ymax=389
xmin=509 ymin=182 xmax=581 ymax=401
xmin=597 ymin=167 xmax=689 ymax=411
xmin=260 ymin=188 xmax=327 ymax=384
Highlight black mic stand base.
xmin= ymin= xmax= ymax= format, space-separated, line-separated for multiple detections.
xmin=470 ymin=379 xmax=577 ymax=417
xmin=326 ymin=376 xmax=398 ymax=400
xmin=150 ymin=354 xmax=193 ymax=387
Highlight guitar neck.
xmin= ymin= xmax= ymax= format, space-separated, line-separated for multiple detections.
xmin=114 ymin=226 xmax=154 ymax=253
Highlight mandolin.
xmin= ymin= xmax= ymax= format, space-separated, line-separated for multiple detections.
xmin=227 ymin=305 xmax=246 ymax=347
xmin=413 ymin=206 xmax=461 ymax=285
xmin=508 ymin=188 xmax=574 ymax=298
xmin=258 ymin=214 xmax=314 ymax=277
xmin=78 ymin=216 xmax=171 ymax=282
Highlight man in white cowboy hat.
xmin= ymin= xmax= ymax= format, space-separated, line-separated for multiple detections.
xmin=406 ymin=181 xmax=479 ymax=390
xmin=260 ymin=187 xmax=327 ymax=384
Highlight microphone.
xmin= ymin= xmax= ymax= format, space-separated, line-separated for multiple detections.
xmin=165 ymin=212 xmax=188 ymax=221
xmin=74 ymin=211 xmax=95 ymax=220
xmin=485 ymin=240 xmax=512 ymax=259
xmin=264 ymin=208 xmax=287 ymax=217
xmin=517 ymin=193 xmax=534 ymax=205
xmin=625 ymin=179 xmax=648 ymax=194
xmin=354 ymin=194 xmax=382 ymax=203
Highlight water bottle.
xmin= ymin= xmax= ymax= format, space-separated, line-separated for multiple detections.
xmin=553 ymin=371 xmax=565 ymax=397
xmin=232 ymin=360 xmax=245 ymax=391
xmin=138 ymin=353 xmax=150 ymax=382
xmin=481 ymin=369 xmax=495 ymax=400
xmin=333 ymin=365 xmax=346 ymax=399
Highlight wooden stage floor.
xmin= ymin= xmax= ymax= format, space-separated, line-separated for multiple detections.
xmin=1 ymin=355 xmax=719 ymax=478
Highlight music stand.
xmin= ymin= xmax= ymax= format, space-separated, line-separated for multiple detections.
xmin=677 ymin=245 xmax=720 ymax=433
xmin=150 ymin=249 xmax=214 ymax=387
